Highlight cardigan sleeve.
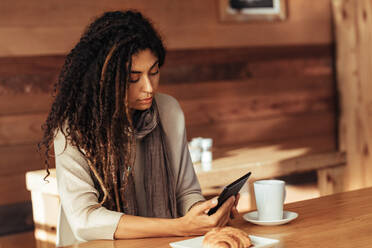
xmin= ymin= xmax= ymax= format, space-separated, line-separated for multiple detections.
xmin=175 ymin=128 xmax=206 ymax=216
xmin=54 ymin=130 xmax=123 ymax=242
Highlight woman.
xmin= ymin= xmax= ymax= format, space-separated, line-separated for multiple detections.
xmin=40 ymin=10 xmax=239 ymax=247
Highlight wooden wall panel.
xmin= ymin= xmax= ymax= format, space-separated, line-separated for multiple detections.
xmin=0 ymin=144 xmax=50 ymax=176
xmin=0 ymin=44 xmax=336 ymax=234
xmin=187 ymin=112 xmax=335 ymax=148
xmin=0 ymin=94 xmax=52 ymax=116
xmin=0 ymin=102 xmax=334 ymax=151
xmin=180 ymin=89 xmax=333 ymax=127
xmin=165 ymin=45 xmax=333 ymax=65
xmin=159 ymin=76 xmax=336 ymax=148
xmin=0 ymin=114 xmax=46 ymax=146
xmin=213 ymin=134 xmax=337 ymax=160
xmin=0 ymin=174 xmax=31 ymax=205
xmin=0 ymin=46 xmax=332 ymax=94
xmin=160 ymin=76 xmax=332 ymax=99
xmin=0 ymin=0 xmax=332 ymax=56
xmin=0 ymin=75 xmax=335 ymax=147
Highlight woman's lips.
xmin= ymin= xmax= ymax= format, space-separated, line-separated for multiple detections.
xmin=138 ymin=97 xmax=153 ymax=104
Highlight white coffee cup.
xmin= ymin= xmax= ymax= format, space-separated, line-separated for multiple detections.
xmin=253 ymin=180 xmax=286 ymax=221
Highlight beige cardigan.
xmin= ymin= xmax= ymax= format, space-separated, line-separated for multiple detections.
xmin=54 ymin=93 xmax=205 ymax=247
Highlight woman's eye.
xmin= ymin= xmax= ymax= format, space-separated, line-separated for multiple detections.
xmin=129 ymin=76 xmax=140 ymax=83
xmin=149 ymin=68 xmax=159 ymax=76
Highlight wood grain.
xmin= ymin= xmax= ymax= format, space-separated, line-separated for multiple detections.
xmin=0 ymin=46 xmax=335 ymax=212
xmin=164 ymin=45 xmax=333 ymax=65
xmin=0 ymin=112 xmax=335 ymax=149
xmin=0 ymin=72 xmax=336 ymax=147
xmin=59 ymin=187 xmax=372 ymax=248
xmin=0 ymin=144 xmax=52 ymax=177
xmin=0 ymin=93 xmax=52 ymax=116
xmin=0 ymin=49 xmax=332 ymax=94
xmin=317 ymin=165 xmax=345 ymax=196
xmin=0 ymin=6 xmax=337 ymax=237
xmin=161 ymin=56 xmax=332 ymax=84
xmin=0 ymin=0 xmax=332 ymax=56
xmin=159 ymin=76 xmax=334 ymax=101
xmin=174 ymin=83 xmax=334 ymax=127
xmin=333 ymin=0 xmax=372 ymax=190
xmin=0 ymin=113 xmax=46 ymax=146
xmin=187 ymin=112 xmax=335 ymax=147
xmin=0 ymin=231 xmax=37 ymax=248
xmin=0 ymin=173 xmax=31 ymax=205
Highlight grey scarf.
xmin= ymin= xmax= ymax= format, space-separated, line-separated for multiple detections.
xmin=131 ymin=100 xmax=178 ymax=218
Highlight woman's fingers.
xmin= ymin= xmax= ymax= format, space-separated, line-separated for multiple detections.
xmin=215 ymin=196 xmax=235 ymax=217
xmin=188 ymin=195 xmax=237 ymax=232
xmin=229 ymin=193 xmax=240 ymax=219
xmin=218 ymin=213 xmax=231 ymax=227
xmin=235 ymin=193 xmax=240 ymax=207
xmin=231 ymin=205 xmax=239 ymax=219
xmin=212 ymin=196 xmax=235 ymax=226
xmin=191 ymin=197 xmax=218 ymax=215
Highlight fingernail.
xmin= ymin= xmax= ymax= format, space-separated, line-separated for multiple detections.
xmin=212 ymin=198 xmax=218 ymax=204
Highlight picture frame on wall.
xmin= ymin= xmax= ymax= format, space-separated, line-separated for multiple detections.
xmin=219 ymin=0 xmax=287 ymax=22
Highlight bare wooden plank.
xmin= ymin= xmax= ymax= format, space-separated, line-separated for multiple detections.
xmin=165 ymin=45 xmax=333 ymax=65
xmin=0 ymin=110 xmax=334 ymax=148
xmin=0 ymin=27 xmax=81 ymax=56
xmin=179 ymin=88 xmax=334 ymax=127
xmin=0 ymin=0 xmax=332 ymax=56
xmin=0 ymin=231 xmax=38 ymax=248
xmin=161 ymin=55 xmax=332 ymax=84
xmin=332 ymin=0 xmax=372 ymax=190
xmin=0 ymin=55 xmax=64 ymax=76
xmin=0 ymin=107 xmax=335 ymax=148
xmin=0 ymin=93 xmax=52 ymax=116
xmin=0 ymin=52 xmax=332 ymax=94
xmin=212 ymin=134 xmax=336 ymax=159
xmin=0 ymin=46 xmax=332 ymax=77
xmin=0 ymin=113 xmax=46 ymax=146
xmin=0 ymin=55 xmax=60 ymax=95
xmin=0 ymin=173 xmax=31 ymax=205
xmin=0 ymin=144 xmax=53 ymax=177
xmin=317 ymin=166 xmax=345 ymax=196
xmin=187 ymin=112 xmax=335 ymax=147
xmin=159 ymin=77 xmax=334 ymax=101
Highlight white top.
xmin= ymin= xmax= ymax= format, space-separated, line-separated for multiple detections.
xmin=54 ymin=93 xmax=205 ymax=247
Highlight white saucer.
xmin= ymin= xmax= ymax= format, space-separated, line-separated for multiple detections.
xmin=243 ymin=210 xmax=298 ymax=226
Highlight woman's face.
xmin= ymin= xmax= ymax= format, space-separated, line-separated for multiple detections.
xmin=127 ymin=49 xmax=160 ymax=111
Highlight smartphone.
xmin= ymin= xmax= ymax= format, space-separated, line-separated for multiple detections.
xmin=207 ymin=171 xmax=251 ymax=216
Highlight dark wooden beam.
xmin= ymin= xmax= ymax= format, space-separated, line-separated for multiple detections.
xmin=0 ymin=45 xmax=333 ymax=94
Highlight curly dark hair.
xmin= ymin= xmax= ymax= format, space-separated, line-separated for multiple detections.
xmin=39 ymin=10 xmax=166 ymax=212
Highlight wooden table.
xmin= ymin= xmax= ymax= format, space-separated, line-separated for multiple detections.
xmin=63 ymin=187 xmax=372 ymax=248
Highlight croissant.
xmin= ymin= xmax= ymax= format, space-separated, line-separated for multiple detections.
xmin=202 ymin=227 xmax=252 ymax=248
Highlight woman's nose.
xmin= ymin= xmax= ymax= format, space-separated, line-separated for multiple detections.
xmin=142 ymin=75 xmax=153 ymax=93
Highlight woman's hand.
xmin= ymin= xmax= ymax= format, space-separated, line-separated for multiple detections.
xmin=230 ymin=193 xmax=240 ymax=219
xmin=178 ymin=195 xmax=236 ymax=236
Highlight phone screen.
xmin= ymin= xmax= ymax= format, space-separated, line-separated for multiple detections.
xmin=207 ymin=171 xmax=251 ymax=216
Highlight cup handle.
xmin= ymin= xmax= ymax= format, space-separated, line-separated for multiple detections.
xmin=283 ymin=187 xmax=287 ymax=203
